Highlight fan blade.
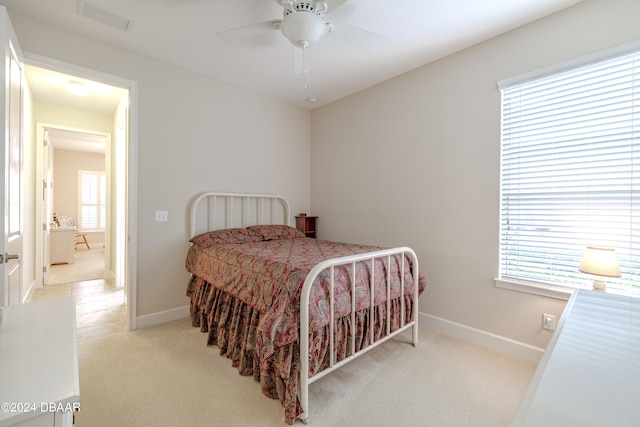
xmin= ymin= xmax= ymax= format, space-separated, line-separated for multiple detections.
xmin=327 ymin=0 xmax=350 ymax=13
xmin=217 ymin=20 xmax=280 ymax=41
xmin=328 ymin=22 xmax=385 ymax=50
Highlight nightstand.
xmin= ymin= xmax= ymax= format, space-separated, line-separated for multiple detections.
xmin=296 ymin=216 xmax=318 ymax=238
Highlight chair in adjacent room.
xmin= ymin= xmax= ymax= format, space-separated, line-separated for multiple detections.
xmin=75 ymin=232 xmax=91 ymax=250
xmin=57 ymin=215 xmax=91 ymax=250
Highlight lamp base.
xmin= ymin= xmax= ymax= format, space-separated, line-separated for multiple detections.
xmin=592 ymin=279 xmax=606 ymax=291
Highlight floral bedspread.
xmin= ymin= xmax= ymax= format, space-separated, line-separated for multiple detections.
xmin=186 ymin=237 xmax=423 ymax=362
xmin=185 ymin=236 xmax=426 ymax=423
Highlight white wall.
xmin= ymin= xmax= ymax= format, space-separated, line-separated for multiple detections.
xmin=52 ymin=148 xmax=106 ymax=246
xmin=52 ymin=149 xmax=105 ymax=219
xmin=310 ymin=0 xmax=640 ymax=350
xmin=33 ymin=102 xmax=113 ymax=133
xmin=8 ymin=10 xmax=311 ymax=319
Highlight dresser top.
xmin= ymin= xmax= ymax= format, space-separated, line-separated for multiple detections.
xmin=512 ymin=289 xmax=640 ymax=426
xmin=0 ymin=297 xmax=79 ymax=425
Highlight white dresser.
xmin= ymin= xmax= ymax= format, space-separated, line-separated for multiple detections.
xmin=50 ymin=228 xmax=76 ymax=265
xmin=0 ymin=298 xmax=80 ymax=426
xmin=511 ymin=289 xmax=640 ymax=426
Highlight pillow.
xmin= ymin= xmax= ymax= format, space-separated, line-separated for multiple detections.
xmin=190 ymin=228 xmax=263 ymax=247
xmin=246 ymin=224 xmax=306 ymax=240
xmin=57 ymin=216 xmax=74 ymax=228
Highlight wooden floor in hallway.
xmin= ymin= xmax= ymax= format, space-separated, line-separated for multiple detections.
xmin=29 ymin=248 xmax=126 ymax=343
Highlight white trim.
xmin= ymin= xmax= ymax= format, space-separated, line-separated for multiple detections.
xmin=125 ymin=82 xmax=138 ymax=331
xmin=135 ymin=305 xmax=190 ymax=330
xmin=495 ymin=278 xmax=573 ymax=301
xmin=498 ymin=39 xmax=640 ymax=89
xmin=22 ymin=279 xmax=36 ymax=304
xmin=419 ymin=312 xmax=544 ymax=364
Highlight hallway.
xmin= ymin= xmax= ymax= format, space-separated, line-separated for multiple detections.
xmin=30 ymin=248 xmax=126 ymax=343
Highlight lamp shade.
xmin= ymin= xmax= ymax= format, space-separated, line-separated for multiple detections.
xmin=579 ymin=247 xmax=621 ymax=278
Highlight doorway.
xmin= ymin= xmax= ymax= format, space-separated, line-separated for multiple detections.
xmin=43 ymin=126 xmax=108 ymax=285
xmin=25 ymin=58 xmax=135 ymax=333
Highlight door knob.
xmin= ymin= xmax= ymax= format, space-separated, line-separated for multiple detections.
xmin=0 ymin=253 xmax=18 ymax=264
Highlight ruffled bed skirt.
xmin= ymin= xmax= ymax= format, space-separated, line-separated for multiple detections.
xmin=187 ymin=274 xmax=418 ymax=425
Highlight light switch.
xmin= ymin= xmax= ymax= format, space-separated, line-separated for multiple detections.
xmin=155 ymin=210 xmax=168 ymax=222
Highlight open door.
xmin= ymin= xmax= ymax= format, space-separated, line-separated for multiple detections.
xmin=42 ymin=128 xmax=53 ymax=285
xmin=0 ymin=6 xmax=23 ymax=306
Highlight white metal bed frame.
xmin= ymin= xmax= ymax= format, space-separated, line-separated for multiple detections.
xmin=189 ymin=192 xmax=420 ymax=424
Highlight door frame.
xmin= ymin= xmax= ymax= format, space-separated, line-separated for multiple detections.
xmin=27 ymin=52 xmax=138 ymax=330
xmin=37 ymin=123 xmax=110 ymax=285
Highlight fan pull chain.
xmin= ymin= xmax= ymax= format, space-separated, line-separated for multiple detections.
xmin=301 ymin=41 xmax=309 ymax=89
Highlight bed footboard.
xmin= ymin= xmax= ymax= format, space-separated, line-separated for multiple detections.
xmin=297 ymin=247 xmax=420 ymax=424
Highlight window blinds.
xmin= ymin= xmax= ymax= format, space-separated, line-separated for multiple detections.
xmin=499 ymin=49 xmax=640 ymax=294
xmin=79 ymin=171 xmax=106 ymax=230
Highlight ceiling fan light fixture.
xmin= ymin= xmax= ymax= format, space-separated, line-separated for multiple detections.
xmin=279 ymin=9 xmax=329 ymax=47
xmin=219 ymin=0 xmax=385 ymax=91
xmin=67 ymin=80 xmax=91 ymax=97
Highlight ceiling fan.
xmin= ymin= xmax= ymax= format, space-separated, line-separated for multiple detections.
xmin=217 ymin=0 xmax=385 ymax=87
xmin=218 ymin=0 xmax=384 ymax=49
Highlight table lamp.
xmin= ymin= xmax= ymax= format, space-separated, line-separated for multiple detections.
xmin=579 ymin=246 xmax=621 ymax=291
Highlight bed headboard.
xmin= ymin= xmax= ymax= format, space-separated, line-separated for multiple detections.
xmin=189 ymin=192 xmax=291 ymax=238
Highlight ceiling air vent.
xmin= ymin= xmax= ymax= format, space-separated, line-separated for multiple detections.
xmin=78 ymin=1 xmax=134 ymax=32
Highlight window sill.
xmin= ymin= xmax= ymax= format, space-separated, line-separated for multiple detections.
xmin=496 ymin=277 xmax=640 ymax=300
xmin=494 ymin=277 xmax=576 ymax=301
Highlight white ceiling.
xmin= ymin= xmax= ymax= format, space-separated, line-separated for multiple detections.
xmin=46 ymin=127 xmax=107 ymax=154
xmin=24 ymin=65 xmax=124 ymax=116
xmin=2 ymin=0 xmax=583 ymax=111
xmin=24 ymin=65 xmax=123 ymax=154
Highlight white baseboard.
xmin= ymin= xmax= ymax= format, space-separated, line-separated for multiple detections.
xmin=419 ymin=312 xmax=544 ymax=363
xmin=133 ymin=307 xmax=544 ymax=362
xmin=22 ymin=279 xmax=37 ymax=304
xmin=136 ymin=305 xmax=190 ymax=330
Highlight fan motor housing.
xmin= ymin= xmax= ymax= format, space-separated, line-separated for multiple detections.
xmin=282 ymin=1 xmax=327 ymax=16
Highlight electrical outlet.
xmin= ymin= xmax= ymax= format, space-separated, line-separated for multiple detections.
xmin=542 ymin=313 xmax=556 ymax=331
xmin=155 ymin=210 xmax=168 ymax=222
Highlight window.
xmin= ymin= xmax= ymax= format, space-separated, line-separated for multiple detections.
xmin=497 ymin=45 xmax=640 ymax=297
xmin=78 ymin=170 xmax=105 ymax=231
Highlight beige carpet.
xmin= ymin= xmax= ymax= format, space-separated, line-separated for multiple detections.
xmin=48 ymin=248 xmax=105 ymax=285
xmin=75 ymin=318 xmax=535 ymax=426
